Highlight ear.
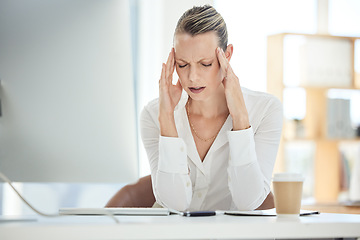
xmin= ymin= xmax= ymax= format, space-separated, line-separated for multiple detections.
xmin=225 ymin=44 xmax=233 ymax=62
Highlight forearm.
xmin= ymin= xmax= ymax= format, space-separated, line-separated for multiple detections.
xmin=228 ymin=161 xmax=269 ymax=210
xmin=152 ymin=136 xmax=192 ymax=211
xmin=155 ymin=171 xmax=192 ymax=211
xmin=159 ymin=113 xmax=178 ymax=137
xmin=231 ymin=112 xmax=250 ymax=131
xmin=226 ymin=128 xmax=270 ymax=210
xmin=228 ymin=90 xmax=250 ymax=131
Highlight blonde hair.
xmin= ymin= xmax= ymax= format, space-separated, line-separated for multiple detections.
xmin=175 ymin=5 xmax=228 ymax=51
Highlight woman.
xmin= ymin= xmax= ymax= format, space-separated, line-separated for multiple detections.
xmin=140 ymin=5 xmax=283 ymax=211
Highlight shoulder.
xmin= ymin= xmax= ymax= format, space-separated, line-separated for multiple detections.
xmin=143 ymin=98 xmax=159 ymax=114
xmin=242 ymin=87 xmax=283 ymax=131
xmin=142 ymin=92 xmax=188 ymax=117
xmin=140 ymin=93 xmax=188 ymax=129
xmin=242 ymin=87 xmax=282 ymax=111
xmin=140 ymin=98 xmax=159 ymax=127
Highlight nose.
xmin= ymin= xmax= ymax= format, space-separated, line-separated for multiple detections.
xmin=188 ymin=66 xmax=199 ymax=83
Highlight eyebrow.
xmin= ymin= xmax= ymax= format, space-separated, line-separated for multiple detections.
xmin=175 ymin=57 xmax=213 ymax=63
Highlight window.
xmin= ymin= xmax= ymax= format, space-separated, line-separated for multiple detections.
xmin=214 ymin=0 xmax=317 ymax=91
xmin=329 ymin=0 xmax=360 ymax=37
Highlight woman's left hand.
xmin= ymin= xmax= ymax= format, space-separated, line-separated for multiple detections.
xmin=216 ymin=47 xmax=250 ymax=130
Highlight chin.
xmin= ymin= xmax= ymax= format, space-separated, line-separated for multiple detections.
xmin=186 ymin=91 xmax=210 ymax=102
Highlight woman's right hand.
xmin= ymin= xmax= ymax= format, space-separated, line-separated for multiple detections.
xmin=158 ymin=48 xmax=182 ymax=137
xmin=159 ymin=48 xmax=182 ymax=116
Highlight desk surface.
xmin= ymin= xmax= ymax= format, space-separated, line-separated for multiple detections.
xmin=1 ymin=213 xmax=360 ymax=240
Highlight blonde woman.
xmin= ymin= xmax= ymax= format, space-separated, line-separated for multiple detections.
xmin=140 ymin=5 xmax=283 ymax=211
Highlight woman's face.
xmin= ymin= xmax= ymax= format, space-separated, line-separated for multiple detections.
xmin=174 ymin=32 xmax=225 ymax=101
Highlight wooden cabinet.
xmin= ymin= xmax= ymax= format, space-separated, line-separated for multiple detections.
xmin=267 ymin=33 xmax=360 ymax=203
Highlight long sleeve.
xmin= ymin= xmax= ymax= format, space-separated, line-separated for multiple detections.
xmin=227 ymin=96 xmax=283 ymax=210
xmin=140 ymin=106 xmax=192 ymax=211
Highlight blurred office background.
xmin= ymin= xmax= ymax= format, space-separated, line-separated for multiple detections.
xmin=0 ymin=0 xmax=359 ymax=216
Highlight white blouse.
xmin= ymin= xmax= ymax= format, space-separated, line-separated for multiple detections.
xmin=140 ymin=87 xmax=283 ymax=211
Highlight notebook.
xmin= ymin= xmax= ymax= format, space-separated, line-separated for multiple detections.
xmin=59 ymin=207 xmax=176 ymax=216
xmin=224 ymin=208 xmax=320 ymax=216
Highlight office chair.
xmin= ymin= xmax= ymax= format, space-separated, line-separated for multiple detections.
xmin=105 ymin=175 xmax=274 ymax=210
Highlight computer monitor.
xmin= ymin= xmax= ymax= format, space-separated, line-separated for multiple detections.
xmin=0 ymin=0 xmax=139 ymax=183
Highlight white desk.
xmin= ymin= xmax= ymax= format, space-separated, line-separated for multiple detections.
xmin=1 ymin=213 xmax=360 ymax=240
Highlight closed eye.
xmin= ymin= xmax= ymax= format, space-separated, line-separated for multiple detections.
xmin=202 ymin=63 xmax=212 ymax=67
xmin=178 ymin=64 xmax=188 ymax=68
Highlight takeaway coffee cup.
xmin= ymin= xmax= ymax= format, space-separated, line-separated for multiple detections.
xmin=272 ymin=173 xmax=304 ymax=217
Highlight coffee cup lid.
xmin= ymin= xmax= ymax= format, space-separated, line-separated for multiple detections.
xmin=272 ymin=173 xmax=304 ymax=182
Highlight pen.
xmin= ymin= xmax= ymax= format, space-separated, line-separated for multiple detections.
xmin=183 ymin=211 xmax=216 ymax=217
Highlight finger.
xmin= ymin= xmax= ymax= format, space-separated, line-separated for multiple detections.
xmin=217 ymin=47 xmax=229 ymax=74
xmin=221 ymin=48 xmax=230 ymax=70
xmin=172 ymin=48 xmax=176 ymax=67
xmin=175 ymin=78 xmax=182 ymax=89
xmin=165 ymin=49 xmax=172 ymax=67
xmin=172 ymin=48 xmax=176 ymax=69
xmin=169 ymin=48 xmax=175 ymax=76
xmin=220 ymin=48 xmax=236 ymax=77
xmin=159 ymin=63 xmax=166 ymax=86
xmin=165 ymin=50 xmax=174 ymax=80
xmin=226 ymin=63 xmax=235 ymax=77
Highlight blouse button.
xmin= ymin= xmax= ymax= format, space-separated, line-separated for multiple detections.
xmin=197 ymin=192 xmax=202 ymax=198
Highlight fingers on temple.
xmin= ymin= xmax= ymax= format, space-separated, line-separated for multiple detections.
xmin=176 ymin=78 xmax=182 ymax=88
xmin=220 ymin=47 xmax=234 ymax=77
xmin=170 ymin=48 xmax=175 ymax=73
xmin=217 ymin=47 xmax=228 ymax=73
xmin=165 ymin=49 xmax=175 ymax=80
xmin=166 ymin=48 xmax=172 ymax=66
xmin=160 ymin=63 xmax=166 ymax=85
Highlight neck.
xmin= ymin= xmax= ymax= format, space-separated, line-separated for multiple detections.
xmin=188 ymin=89 xmax=229 ymax=119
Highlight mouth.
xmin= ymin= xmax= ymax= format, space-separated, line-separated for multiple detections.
xmin=189 ymin=87 xmax=205 ymax=94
